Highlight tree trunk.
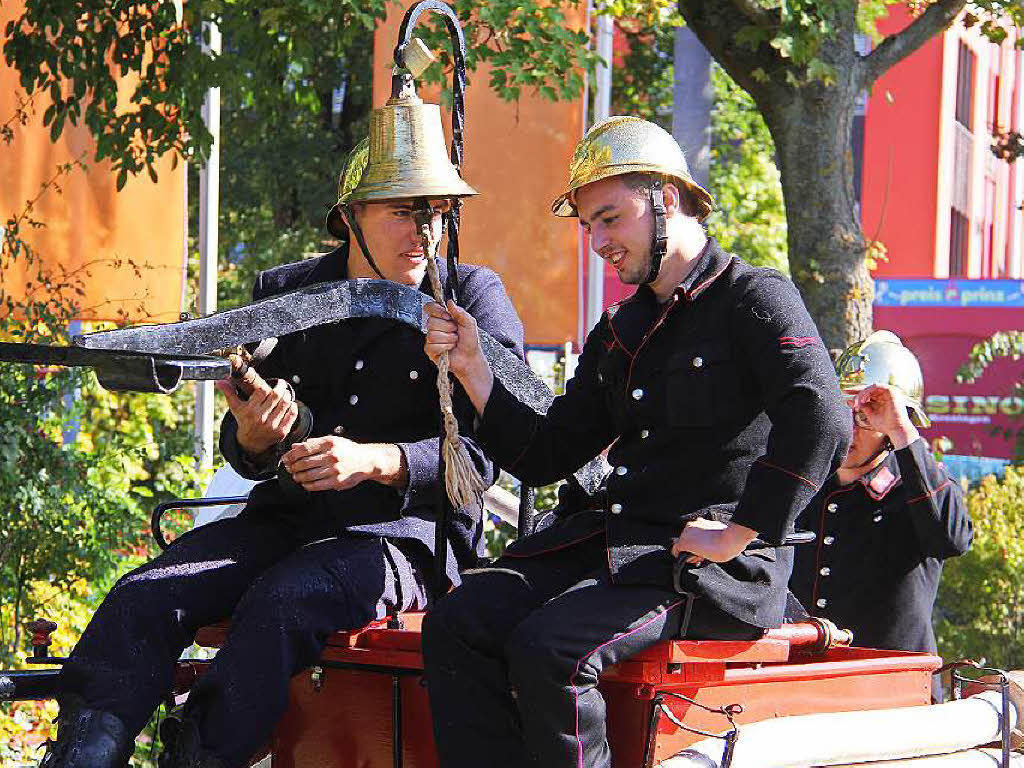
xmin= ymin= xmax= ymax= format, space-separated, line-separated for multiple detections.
xmin=679 ymin=1 xmax=873 ymax=351
xmin=761 ymin=76 xmax=873 ymax=351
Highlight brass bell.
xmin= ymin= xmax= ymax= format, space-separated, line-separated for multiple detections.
xmin=343 ymin=90 xmax=478 ymax=205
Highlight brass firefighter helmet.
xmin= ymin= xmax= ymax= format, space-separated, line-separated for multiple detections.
xmin=835 ymin=330 xmax=930 ymax=428
xmin=325 ymin=92 xmax=478 ymax=237
xmin=551 ymin=116 xmax=714 ymax=220
xmin=325 ymin=138 xmax=370 ymax=238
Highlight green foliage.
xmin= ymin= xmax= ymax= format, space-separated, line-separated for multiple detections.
xmin=955 ymin=330 xmax=1024 ymax=385
xmin=414 ymin=0 xmax=598 ymax=104
xmin=611 ymin=12 xmax=681 ymax=131
xmin=707 ymin=65 xmax=788 ymax=273
xmin=4 ymin=0 xmax=600 ymax=179
xmin=955 ymin=331 xmax=1024 ymax=462
xmin=1 ymin=83 xmax=204 ymax=766
xmin=935 ymin=466 xmax=1024 ymax=670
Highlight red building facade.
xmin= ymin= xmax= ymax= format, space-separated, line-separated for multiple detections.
xmin=861 ymin=7 xmax=1023 ymax=476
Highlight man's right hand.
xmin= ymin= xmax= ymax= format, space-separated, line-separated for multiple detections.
xmin=424 ymin=299 xmax=494 ymax=415
xmin=215 ymin=373 xmax=298 ymax=456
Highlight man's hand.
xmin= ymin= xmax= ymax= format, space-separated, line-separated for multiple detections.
xmin=671 ymin=519 xmax=758 ymax=564
xmin=215 ymin=374 xmax=298 ymax=457
xmin=852 ymin=383 xmax=920 ymax=450
xmin=281 ymin=436 xmax=407 ymax=493
xmin=424 ymin=299 xmax=494 ymax=415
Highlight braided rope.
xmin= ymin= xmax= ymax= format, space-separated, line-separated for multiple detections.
xmin=421 ymin=222 xmax=487 ymax=509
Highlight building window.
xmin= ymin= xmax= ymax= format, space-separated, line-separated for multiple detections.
xmin=956 ymin=42 xmax=975 ymax=129
xmin=982 ymin=178 xmax=996 ymax=277
xmin=949 ymin=208 xmax=969 ymax=276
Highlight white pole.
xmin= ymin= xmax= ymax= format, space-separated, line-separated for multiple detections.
xmin=585 ymin=7 xmax=613 ymax=335
xmin=196 ymin=20 xmax=221 ymax=469
xmin=1011 ymin=48 xmax=1024 ymax=278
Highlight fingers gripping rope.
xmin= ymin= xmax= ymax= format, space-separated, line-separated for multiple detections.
xmin=417 ymin=211 xmax=487 ymax=509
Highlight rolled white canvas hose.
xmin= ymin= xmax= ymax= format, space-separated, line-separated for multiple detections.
xmin=837 ymin=747 xmax=1024 ymax=766
xmin=662 ymin=690 xmax=1018 ymax=768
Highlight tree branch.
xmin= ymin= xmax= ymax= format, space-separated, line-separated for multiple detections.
xmin=729 ymin=0 xmax=776 ymax=29
xmin=678 ymin=0 xmax=787 ymax=103
xmin=860 ymin=0 xmax=968 ymax=88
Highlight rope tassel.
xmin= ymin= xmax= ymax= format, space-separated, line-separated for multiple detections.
xmin=419 ymin=216 xmax=488 ymax=509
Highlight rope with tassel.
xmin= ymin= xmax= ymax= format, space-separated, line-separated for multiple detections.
xmin=417 ymin=210 xmax=488 ymax=509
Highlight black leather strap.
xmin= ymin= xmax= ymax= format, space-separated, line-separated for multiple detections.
xmin=644 ymin=178 xmax=668 ymax=284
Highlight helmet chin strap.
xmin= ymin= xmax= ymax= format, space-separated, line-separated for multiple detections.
xmin=643 ymin=178 xmax=668 ymax=285
xmin=850 ymin=438 xmax=893 ymax=470
xmin=341 ymin=204 xmax=386 ymax=280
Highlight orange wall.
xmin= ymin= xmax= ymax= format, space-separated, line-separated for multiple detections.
xmin=0 ymin=0 xmax=186 ymax=324
xmin=861 ymin=5 xmax=945 ymax=278
xmin=372 ymin=8 xmax=582 ymax=346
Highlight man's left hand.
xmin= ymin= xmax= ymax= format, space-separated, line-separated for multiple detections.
xmin=281 ymin=436 xmax=405 ymax=492
xmin=852 ymin=383 xmax=920 ymax=449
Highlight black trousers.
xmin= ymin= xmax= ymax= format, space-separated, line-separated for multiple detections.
xmin=58 ymin=511 xmax=426 ymax=768
xmin=422 ymin=534 xmax=762 ymax=768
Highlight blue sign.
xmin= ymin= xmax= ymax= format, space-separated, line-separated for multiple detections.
xmin=874 ymin=279 xmax=1024 ymax=308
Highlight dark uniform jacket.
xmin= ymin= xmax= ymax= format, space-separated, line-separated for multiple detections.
xmin=475 ymin=239 xmax=851 ymax=629
xmin=220 ymin=245 xmax=525 ymax=583
xmin=791 ymin=439 xmax=972 ymax=654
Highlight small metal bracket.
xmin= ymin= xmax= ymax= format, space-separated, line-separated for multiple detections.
xmin=938 ymin=660 xmax=1013 ymax=768
xmin=652 ymin=690 xmax=744 ymax=768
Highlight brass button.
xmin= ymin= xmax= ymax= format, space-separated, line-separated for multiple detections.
xmin=827 ymin=503 xmax=838 ymax=513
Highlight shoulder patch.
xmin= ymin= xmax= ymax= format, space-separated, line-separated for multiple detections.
xmin=779 ymin=336 xmax=821 ymax=349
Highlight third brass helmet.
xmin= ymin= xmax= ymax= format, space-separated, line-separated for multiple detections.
xmin=835 ymin=331 xmax=931 ymax=428
xmin=551 ymin=116 xmax=715 ymax=220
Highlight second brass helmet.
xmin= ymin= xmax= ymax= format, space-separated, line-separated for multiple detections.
xmin=551 ymin=116 xmax=714 ymax=220
xmin=835 ymin=331 xmax=931 ymax=428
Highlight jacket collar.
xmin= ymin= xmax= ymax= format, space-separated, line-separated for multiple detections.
xmin=857 ymin=451 xmax=902 ymax=501
xmin=603 ymin=238 xmax=733 ymax=355
xmin=675 ymin=237 xmax=733 ymax=302
xmin=297 ymin=243 xmax=349 ymax=288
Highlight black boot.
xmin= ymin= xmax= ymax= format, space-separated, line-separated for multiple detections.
xmin=158 ymin=716 xmax=226 ymax=768
xmin=38 ymin=695 xmax=134 ymax=768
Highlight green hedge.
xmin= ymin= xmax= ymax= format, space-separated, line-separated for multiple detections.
xmin=935 ymin=466 xmax=1024 ymax=671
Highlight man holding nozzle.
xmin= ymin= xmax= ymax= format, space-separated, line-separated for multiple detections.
xmin=790 ymin=331 xmax=972 ymax=701
xmin=39 ymin=99 xmax=523 ymax=768
xmin=420 ymin=116 xmax=851 ymax=768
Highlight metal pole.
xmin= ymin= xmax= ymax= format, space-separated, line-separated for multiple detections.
xmin=672 ymin=27 xmax=712 ymax=191
xmin=196 ymin=21 xmax=221 ymax=469
xmin=585 ymin=8 xmax=613 ymax=335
